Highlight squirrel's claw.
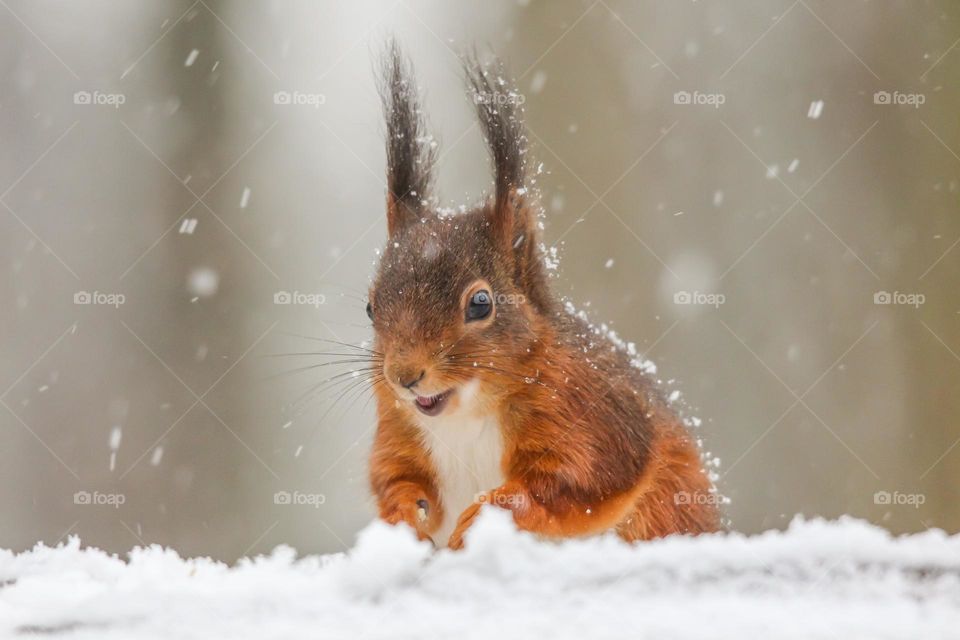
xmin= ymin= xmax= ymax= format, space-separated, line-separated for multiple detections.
xmin=383 ymin=503 xmax=435 ymax=546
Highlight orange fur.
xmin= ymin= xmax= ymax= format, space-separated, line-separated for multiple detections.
xmin=367 ymin=44 xmax=720 ymax=550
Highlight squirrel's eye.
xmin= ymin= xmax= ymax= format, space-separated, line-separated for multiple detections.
xmin=466 ymin=290 xmax=492 ymax=322
xmin=366 ymin=302 xmax=374 ymax=321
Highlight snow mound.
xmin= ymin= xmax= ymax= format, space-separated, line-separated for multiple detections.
xmin=1 ymin=510 xmax=958 ymax=639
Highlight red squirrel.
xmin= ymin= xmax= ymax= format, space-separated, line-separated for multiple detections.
xmin=367 ymin=43 xmax=720 ymax=549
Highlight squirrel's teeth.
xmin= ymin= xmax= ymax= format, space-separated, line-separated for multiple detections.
xmin=415 ymin=390 xmax=450 ymax=409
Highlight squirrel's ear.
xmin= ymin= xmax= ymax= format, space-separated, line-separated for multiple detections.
xmin=466 ymin=53 xmax=551 ymax=314
xmin=464 ymin=54 xmax=531 ymax=254
xmin=379 ymin=40 xmax=437 ymax=237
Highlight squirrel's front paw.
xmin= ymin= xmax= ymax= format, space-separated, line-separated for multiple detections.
xmin=383 ymin=499 xmax=435 ymax=545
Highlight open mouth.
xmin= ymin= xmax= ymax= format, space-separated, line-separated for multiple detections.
xmin=413 ymin=389 xmax=453 ymax=417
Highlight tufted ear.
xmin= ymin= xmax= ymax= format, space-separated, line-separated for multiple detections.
xmin=464 ymin=54 xmax=532 ymax=251
xmin=464 ymin=54 xmax=530 ymax=252
xmin=465 ymin=54 xmax=552 ymax=314
xmin=379 ymin=41 xmax=437 ymax=237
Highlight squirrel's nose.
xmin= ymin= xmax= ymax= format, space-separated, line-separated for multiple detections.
xmin=400 ymin=370 xmax=425 ymax=390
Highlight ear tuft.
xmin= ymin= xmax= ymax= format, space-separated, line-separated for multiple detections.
xmin=465 ymin=54 xmax=552 ymax=314
xmin=463 ymin=53 xmax=527 ymax=218
xmin=379 ymin=40 xmax=437 ymax=237
xmin=464 ymin=53 xmax=536 ymax=253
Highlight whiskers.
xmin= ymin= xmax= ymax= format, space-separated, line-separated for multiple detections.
xmin=440 ymin=349 xmax=558 ymax=393
xmin=266 ymin=333 xmax=385 ymax=435
xmin=268 ymin=335 xmax=560 ymax=440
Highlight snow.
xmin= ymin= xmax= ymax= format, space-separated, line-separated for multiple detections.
xmin=108 ymin=426 xmax=121 ymax=451
xmin=542 ymin=245 xmax=560 ymax=270
xmin=529 ymin=70 xmax=547 ymax=94
xmin=108 ymin=426 xmax=122 ymax=472
xmin=179 ymin=218 xmax=198 ymax=235
xmin=1 ymin=511 xmax=957 ymax=639
xmin=187 ymin=267 xmax=219 ymax=298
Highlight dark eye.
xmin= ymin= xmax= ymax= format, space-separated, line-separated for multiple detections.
xmin=366 ymin=302 xmax=374 ymax=321
xmin=466 ymin=290 xmax=492 ymax=322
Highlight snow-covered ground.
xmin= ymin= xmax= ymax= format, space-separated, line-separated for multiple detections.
xmin=1 ymin=510 xmax=958 ymax=639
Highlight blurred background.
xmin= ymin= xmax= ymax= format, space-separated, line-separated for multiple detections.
xmin=1 ymin=0 xmax=958 ymax=561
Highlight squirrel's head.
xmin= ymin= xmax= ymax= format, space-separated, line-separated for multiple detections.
xmin=368 ymin=43 xmax=552 ymax=419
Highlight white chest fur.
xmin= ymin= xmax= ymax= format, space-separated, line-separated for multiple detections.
xmin=414 ymin=396 xmax=505 ymax=545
